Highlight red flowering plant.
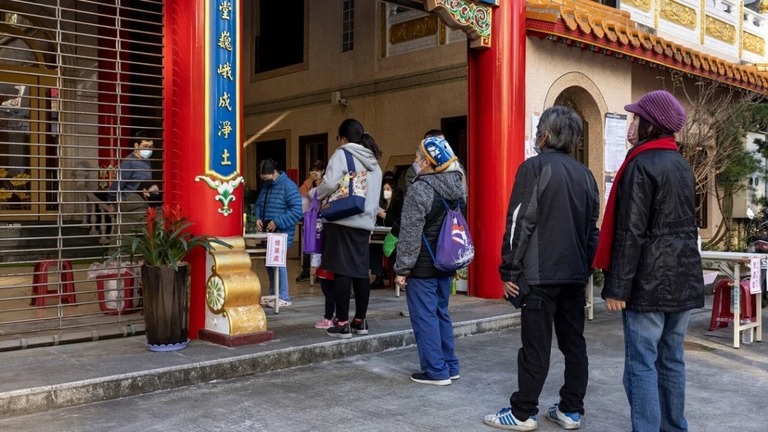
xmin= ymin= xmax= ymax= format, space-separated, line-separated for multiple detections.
xmin=128 ymin=203 xmax=229 ymax=270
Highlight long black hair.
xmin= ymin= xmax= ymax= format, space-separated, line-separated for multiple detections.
xmin=338 ymin=118 xmax=382 ymax=159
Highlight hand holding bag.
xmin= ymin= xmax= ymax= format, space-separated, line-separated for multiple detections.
xmin=320 ymin=150 xmax=367 ymax=221
xmin=303 ymin=194 xmax=323 ymax=253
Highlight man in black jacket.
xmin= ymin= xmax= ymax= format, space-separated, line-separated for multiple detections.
xmin=594 ymin=90 xmax=704 ymax=432
xmin=484 ymin=106 xmax=599 ymax=431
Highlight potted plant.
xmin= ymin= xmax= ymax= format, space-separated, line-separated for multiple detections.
xmin=126 ymin=204 xmax=228 ymax=351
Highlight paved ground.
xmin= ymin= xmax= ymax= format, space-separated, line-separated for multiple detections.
xmin=1 ymin=305 xmax=766 ymax=432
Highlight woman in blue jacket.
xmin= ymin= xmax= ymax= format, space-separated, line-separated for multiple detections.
xmin=253 ymin=159 xmax=303 ymax=307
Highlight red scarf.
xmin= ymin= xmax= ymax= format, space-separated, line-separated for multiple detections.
xmin=592 ymin=136 xmax=679 ymax=270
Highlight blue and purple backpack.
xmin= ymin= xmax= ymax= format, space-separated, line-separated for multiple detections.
xmin=422 ymin=193 xmax=474 ymax=272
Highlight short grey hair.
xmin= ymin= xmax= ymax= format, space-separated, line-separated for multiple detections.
xmin=536 ymin=106 xmax=583 ymax=153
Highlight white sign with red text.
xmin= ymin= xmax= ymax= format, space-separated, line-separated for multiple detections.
xmin=266 ymin=233 xmax=288 ymax=267
xmin=750 ymin=257 xmax=761 ymax=294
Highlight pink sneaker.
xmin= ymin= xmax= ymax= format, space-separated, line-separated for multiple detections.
xmin=314 ymin=318 xmax=334 ymax=329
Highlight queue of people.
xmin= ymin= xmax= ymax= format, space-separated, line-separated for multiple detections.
xmin=249 ymin=99 xmax=702 ymax=432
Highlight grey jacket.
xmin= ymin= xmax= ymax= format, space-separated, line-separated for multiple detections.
xmin=312 ymin=143 xmax=382 ymax=231
xmin=394 ymin=171 xmax=466 ymax=277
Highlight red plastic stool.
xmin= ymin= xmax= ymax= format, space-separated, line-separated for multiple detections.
xmin=708 ymin=279 xmax=757 ymax=331
xmin=30 ymin=260 xmax=76 ymax=307
xmin=96 ymin=272 xmax=139 ymax=315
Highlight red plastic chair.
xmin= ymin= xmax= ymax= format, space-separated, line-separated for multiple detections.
xmin=709 ymin=279 xmax=757 ymax=331
xmin=30 ymin=260 xmax=76 ymax=307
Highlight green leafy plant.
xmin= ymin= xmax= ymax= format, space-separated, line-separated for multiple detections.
xmin=128 ymin=203 xmax=230 ymax=270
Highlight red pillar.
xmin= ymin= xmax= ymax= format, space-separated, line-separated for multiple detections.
xmin=467 ymin=1 xmax=526 ymax=299
xmin=164 ymin=0 xmax=243 ymax=338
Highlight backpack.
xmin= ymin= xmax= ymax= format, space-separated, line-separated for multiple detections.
xmin=421 ymin=191 xmax=474 ymax=272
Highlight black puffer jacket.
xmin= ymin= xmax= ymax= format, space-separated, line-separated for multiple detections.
xmin=601 ymin=138 xmax=705 ymax=312
xmin=394 ymin=171 xmax=466 ymax=279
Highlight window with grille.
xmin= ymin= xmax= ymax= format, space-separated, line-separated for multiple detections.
xmin=342 ymin=0 xmax=354 ymax=52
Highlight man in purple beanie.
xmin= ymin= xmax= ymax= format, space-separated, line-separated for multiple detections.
xmin=593 ymin=90 xmax=704 ymax=432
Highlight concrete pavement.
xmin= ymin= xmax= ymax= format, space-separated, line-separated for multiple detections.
xmin=0 ymin=288 xmax=766 ymax=431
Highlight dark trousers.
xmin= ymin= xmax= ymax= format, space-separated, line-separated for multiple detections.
xmin=510 ymin=284 xmax=588 ymax=420
xmin=369 ymin=244 xmax=383 ymax=277
xmin=333 ymin=274 xmax=370 ymax=322
xmin=300 ymin=253 xmax=310 ymax=276
xmin=320 ymin=277 xmax=335 ymax=320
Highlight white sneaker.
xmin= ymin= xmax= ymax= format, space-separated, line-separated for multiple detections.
xmin=266 ymin=299 xmax=292 ymax=308
xmin=483 ymin=407 xmax=537 ymax=431
xmin=545 ymin=403 xmax=581 ymax=430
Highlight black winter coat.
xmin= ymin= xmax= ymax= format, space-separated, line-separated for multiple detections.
xmin=601 ymin=139 xmax=705 ymax=312
xmin=500 ymin=149 xmax=600 ymax=286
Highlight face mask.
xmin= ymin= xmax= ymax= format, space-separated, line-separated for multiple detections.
xmin=534 ymin=145 xmax=542 ymax=155
xmin=627 ymin=120 xmax=639 ymax=146
xmin=412 ymin=161 xmax=423 ymax=176
xmin=383 ymin=190 xmax=392 ymax=200
xmin=147 ymin=192 xmax=162 ymax=203
xmin=138 ymin=149 xmax=152 ymax=159
xmin=262 ymin=178 xmax=274 ymax=186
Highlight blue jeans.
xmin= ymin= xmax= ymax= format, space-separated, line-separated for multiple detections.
xmin=622 ymin=310 xmax=691 ymax=432
xmin=266 ymin=266 xmax=290 ymax=301
xmin=405 ymin=276 xmax=459 ymax=380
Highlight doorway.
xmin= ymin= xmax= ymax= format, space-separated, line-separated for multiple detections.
xmin=298 ymin=133 xmax=328 ymax=182
xmin=0 ymin=70 xmax=56 ymax=219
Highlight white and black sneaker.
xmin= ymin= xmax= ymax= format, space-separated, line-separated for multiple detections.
xmin=410 ymin=372 xmax=451 ymax=386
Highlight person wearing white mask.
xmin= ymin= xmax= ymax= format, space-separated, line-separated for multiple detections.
xmin=371 ymin=178 xmax=402 ymax=288
xmin=106 ymin=130 xmax=155 ymax=214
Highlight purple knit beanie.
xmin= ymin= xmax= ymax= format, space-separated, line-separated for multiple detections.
xmin=625 ymin=90 xmax=686 ymax=133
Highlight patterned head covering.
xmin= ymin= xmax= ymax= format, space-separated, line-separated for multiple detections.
xmin=420 ymin=136 xmax=458 ymax=172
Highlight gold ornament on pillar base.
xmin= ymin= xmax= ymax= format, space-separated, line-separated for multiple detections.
xmin=199 ymin=236 xmax=273 ymax=346
xmin=761 ymin=1 xmax=768 ymax=14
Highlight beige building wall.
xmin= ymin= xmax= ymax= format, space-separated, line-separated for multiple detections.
xmin=243 ymin=1 xmax=468 ymax=188
xmin=526 ymin=37 xmax=632 ymax=211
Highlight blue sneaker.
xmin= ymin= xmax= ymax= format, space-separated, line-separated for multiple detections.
xmin=483 ymin=407 xmax=537 ymax=431
xmin=545 ymin=403 xmax=581 ymax=430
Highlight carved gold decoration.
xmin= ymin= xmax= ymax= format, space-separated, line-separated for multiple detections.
xmin=743 ymin=32 xmax=766 ymax=56
xmin=389 ymin=15 xmax=439 ymax=45
xmin=425 ymin=0 xmax=493 ymax=49
xmin=206 ymin=236 xmax=268 ymax=335
xmin=660 ymin=0 xmax=697 ymax=29
xmin=761 ymin=0 xmax=768 ymax=14
xmin=705 ymin=16 xmax=736 ymax=44
xmin=625 ymin=0 xmax=651 ymax=12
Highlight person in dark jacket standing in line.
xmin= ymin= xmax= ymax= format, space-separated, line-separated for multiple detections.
xmin=593 ymin=90 xmax=704 ymax=432
xmin=484 ymin=106 xmax=599 ymax=431
xmin=394 ymin=136 xmax=466 ymax=386
xmin=253 ymin=159 xmax=303 ymax=308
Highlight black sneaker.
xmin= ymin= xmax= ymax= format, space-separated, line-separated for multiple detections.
xmin=410 ymin=372 xmax=451 ymax=386
xmin=350 ymin=318 xmax=369 ymax=335
xmin=326 ymin=322 xmax=351 ymax=339
xmin=295 ymin=273 xmax=310 ymax=282
xmin=370 ymin=278 xmax=385 ymax=289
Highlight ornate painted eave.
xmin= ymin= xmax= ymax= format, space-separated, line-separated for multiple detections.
xmin=423 ymin=0 xmax=495 ymax=49
xmin=526 ymin=0 xmax=768 ymax=94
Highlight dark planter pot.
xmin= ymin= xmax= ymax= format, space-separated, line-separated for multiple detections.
xmin=141 ymin=263 xmax=190 ymax=351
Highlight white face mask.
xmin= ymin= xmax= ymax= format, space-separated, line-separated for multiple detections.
xmin=138 ymin=149 xmax=152 ymax=159
xmin=383 ymin=190 xmax=392 ymax=200
xmin=412 ymin=161 xmax=423 ymax=176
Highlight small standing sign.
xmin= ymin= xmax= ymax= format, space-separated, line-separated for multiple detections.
xmin=750 ymin=257 xmax=761 ymax=294
xmin=266 ymin=233 xmax=288 ymax=268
